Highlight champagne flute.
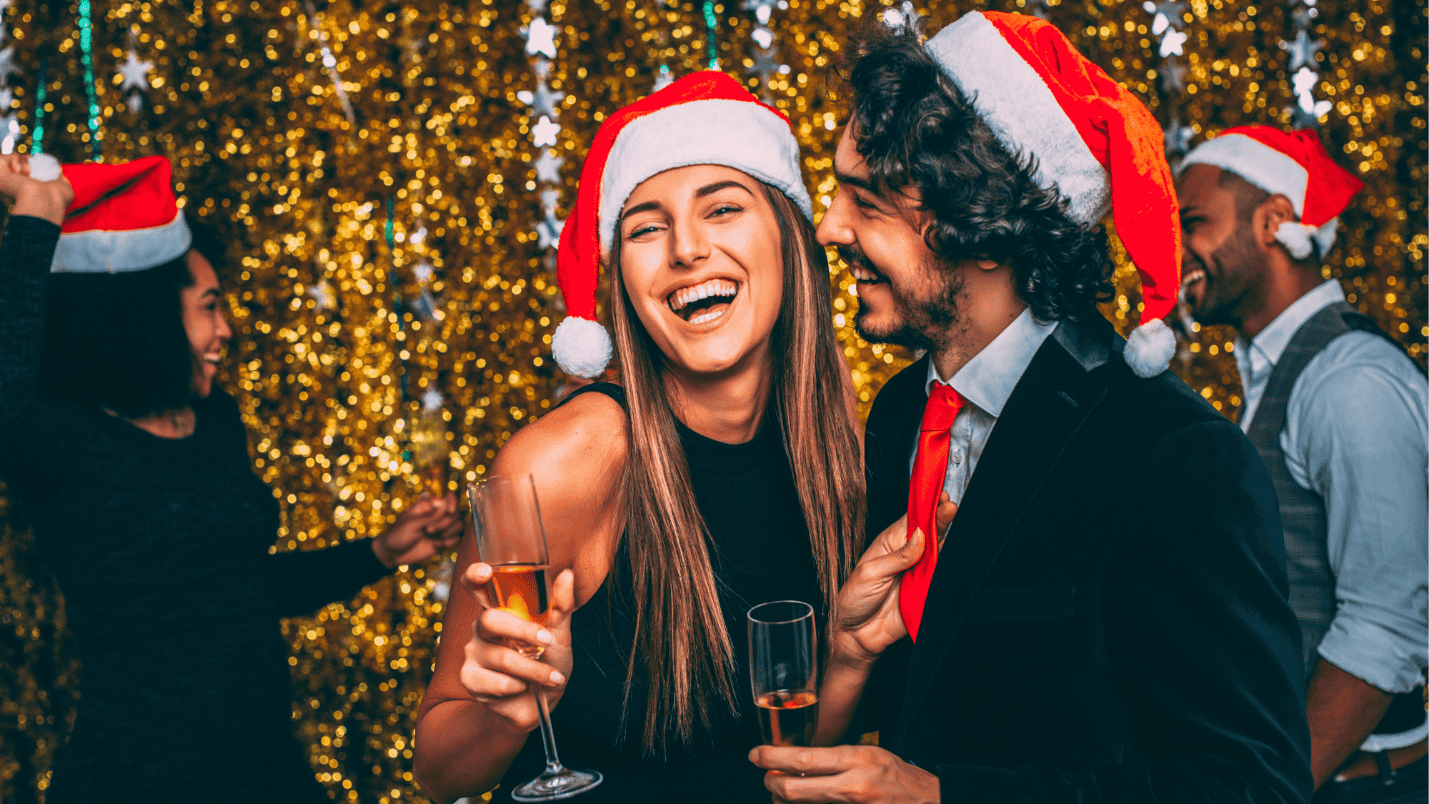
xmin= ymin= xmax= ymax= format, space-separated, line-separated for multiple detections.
xmin=748 ymin=600 xmax=819 ymax=747
xmin=468 ymin=475 xmax=602 ymax=801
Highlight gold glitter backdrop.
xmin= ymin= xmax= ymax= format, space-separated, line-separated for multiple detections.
xmin=0 ymin=0 xmax=1422 ymax=801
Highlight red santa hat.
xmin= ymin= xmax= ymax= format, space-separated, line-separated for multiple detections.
xmin=27 ymin=153 xmax=191 ymax=274
xmin=925 ymin=12 xmax=1181 ymax=378
xmin=1181 ymin=126 xmax=1364 ymax=261
xmin=552 ymin=71 xmax=812 ymax=378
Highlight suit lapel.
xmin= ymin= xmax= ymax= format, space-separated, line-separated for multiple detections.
xmin=890 ymin=331 xmax=1107 ymax=751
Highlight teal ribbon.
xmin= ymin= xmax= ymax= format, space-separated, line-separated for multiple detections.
xmin=702 ymin=1 xmax=719 ymax=69
xmin=30 ymin=59 xmax=46 ymax=153
xmin=78 ymin=0 xmax=100 ymax=159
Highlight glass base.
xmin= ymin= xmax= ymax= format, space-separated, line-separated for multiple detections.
xmin=509 ymin=767 xmax=603 ymax=802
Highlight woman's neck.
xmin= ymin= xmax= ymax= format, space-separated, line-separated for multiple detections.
xmin=109 ymin=406 xmax=196 ymax=439
xmin=663 ymin=352 xmax=773 ymax=444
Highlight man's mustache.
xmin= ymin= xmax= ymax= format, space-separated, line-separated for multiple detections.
xmin=837 ymin=246 xmax=878 ymax=275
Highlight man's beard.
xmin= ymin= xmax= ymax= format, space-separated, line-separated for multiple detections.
xmin=846 ymin=246 xmax=966 ymax=353
xmin=1190 ymin=222 xmax=1264 ymax=329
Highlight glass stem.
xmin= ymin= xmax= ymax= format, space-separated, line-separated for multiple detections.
xmin=534 ymin=686 xmax=564 ymax=774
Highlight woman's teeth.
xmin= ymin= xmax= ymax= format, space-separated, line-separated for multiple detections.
xmin=688 ymin=309 xmax=725 ymax=325
xmin=668 ymin=278 xmax=738 ymax=323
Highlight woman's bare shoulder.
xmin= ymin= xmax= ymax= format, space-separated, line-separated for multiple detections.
xmin=490 ymin=389 xmax=628 ymax=515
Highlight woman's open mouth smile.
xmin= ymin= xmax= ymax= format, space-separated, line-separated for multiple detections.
xmin=667 ymin=278 xmax=740 ymax=327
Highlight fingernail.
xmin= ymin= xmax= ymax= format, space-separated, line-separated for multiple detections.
xmin=549 ymin=670 xmax=564 ymax=684
xmin=536 ymin=629 xmax=554 ymax=644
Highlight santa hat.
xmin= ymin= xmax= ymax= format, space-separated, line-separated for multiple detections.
xmin=552 ymin=71 xmax=813 ymax=378
xmin=925 ymin=12 xmax=1181 ymax=378
xmin=27 ymin=153 xmax=191 ymax=274
xmin=1180 ymin=126 xmax=1363 ymax=261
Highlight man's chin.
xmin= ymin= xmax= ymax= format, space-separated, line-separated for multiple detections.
xmin=854 ymin=313 xmax=934 ymax=352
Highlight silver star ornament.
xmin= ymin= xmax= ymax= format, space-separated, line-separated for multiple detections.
xmin=118 ymin=50 xmax=153 ymax=92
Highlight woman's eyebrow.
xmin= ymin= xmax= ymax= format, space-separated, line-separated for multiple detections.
xmin=621 ymin=200 xmax=660 ymax=221
xmin=695 ymin=179 xmax=753 ymax=198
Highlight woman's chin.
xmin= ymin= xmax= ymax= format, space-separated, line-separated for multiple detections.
xmin=665 ymin=340 xmax=767 ymax=380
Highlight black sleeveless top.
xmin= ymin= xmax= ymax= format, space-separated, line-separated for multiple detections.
xmin=498 ymin=383 xmax=824 ymax=803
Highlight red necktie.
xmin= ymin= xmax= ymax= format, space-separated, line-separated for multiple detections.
xmin=899 ymin=382 xmax=964 ymax=642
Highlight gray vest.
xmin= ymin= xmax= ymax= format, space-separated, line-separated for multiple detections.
xmin=1245 ymin=301 xmax=1424 ymax=735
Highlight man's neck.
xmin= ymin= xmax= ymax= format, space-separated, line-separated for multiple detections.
xmin=930 ymin=299 xmax=1027 ymax=382
xmin=1241 ymin=263 xmax=1325 ymax=340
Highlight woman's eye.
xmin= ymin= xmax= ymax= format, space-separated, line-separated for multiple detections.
xmin=710 ymin=204 xmax=742 ymax=217
xmin=626 ymin=224 xmax=659 ymax=240
xmin=205 ymin=303 xmax=219 ymax=312
xmin=853 ymin=196 xmax=878 ymax=212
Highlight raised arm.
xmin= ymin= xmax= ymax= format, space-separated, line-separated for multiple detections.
xmin=413 ymin=391 xmax=628 ymax=804
xmin=0 ymin=154 xmax=73 ymax=428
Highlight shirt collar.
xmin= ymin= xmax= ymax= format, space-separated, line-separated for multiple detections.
xmin=925 ymin=308 xmax=1058 ymax=417
xmin=1246 ymin=280 xmax=1347 ymax=371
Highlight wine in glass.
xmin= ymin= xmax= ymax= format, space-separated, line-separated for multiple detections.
xmin=747 ymin=600 xmax=819 ymax=747
xmin=468 ymin=474 xmax=602 ymax=801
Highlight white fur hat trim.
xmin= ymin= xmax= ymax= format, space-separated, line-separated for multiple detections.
xmin=1124 ymin=317 xmax=1175 ymax=379
xmin=925 ymin=12 xmax=1111 ymax=224
xmin=597 ymin=99 xmax=813 ymax=253
xmin=552 ymin=316 xmax=613 ymax=379
xmin=1181 ymin=134 xmax=1310 ymax=216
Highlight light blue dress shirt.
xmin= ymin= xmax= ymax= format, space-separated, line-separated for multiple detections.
xmin=1236 ymin=280 xmax=1428 ymax=750
xmin=912 ymin=308 xmax=1058 ymax=507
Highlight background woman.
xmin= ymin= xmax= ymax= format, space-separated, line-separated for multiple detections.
xmin=0 ymin=153 xmax=463 ymax=803
xmin=414 ymin=73 xmax=865 ymax=803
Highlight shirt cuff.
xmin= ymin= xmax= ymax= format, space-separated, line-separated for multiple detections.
xmin=1317 ymin=618 xmax=1427 ymax=694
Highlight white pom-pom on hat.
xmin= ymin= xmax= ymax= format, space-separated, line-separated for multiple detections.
xmin=27 ymin=154 xmax=62 ymax=182
xmin=552 ymin=316 xmax=613 ymax=379
xmin=1274 ymin=222 xmax=1316 ymax=260
xmin=1124 ymin=317 xmax=1175 ymax=379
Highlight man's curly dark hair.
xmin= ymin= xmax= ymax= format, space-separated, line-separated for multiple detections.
xmin=839 ymin=18 xmax=1114 ymax=322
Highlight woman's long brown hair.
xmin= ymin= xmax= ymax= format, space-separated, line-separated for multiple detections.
xmin=607 ymin=182 xmax=865 ymax=755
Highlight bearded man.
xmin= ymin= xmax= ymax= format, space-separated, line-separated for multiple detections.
xmin=749 ymin=13 xmax=1314 ymax=804
xmin=1178 ymin=126 xmax=1427 ymax=802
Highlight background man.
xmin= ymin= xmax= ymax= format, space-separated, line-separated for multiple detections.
xmin=1178 ymin=126 xmax=1427 ymax=801
xmin=749 ymin=12 xmax=1313 ymax=803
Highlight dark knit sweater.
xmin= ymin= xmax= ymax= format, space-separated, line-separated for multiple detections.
xmin=0 ymin=216 xmax=391 ymax=802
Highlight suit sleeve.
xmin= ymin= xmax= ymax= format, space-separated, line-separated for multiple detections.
xmin=933 ymin=419 xmax=1314 ymax=804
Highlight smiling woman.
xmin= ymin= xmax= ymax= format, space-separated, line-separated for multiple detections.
xmin=0 ymin=153 xmax=464 ymax=803
xmin=415 ymin=72 xmax=865 ymax=804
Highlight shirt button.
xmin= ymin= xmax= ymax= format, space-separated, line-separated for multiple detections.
xmin=950 ymin=449 xmax=963 ymax=466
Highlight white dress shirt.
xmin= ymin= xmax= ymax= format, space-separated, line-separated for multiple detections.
xmin=1236 ymin=279 xmax=1429 ymax=751
xmin=911 ymin=308 xmax=1058 ymax=507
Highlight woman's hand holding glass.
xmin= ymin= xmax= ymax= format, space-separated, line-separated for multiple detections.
xmin=457 ymin=562 xmax=577 ymax=735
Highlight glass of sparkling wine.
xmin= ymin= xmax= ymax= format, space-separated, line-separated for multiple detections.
xmin=748 ymin=600 xmax=819 ymax=747
xmin=468 ymin=475 xmax=602 ymax=801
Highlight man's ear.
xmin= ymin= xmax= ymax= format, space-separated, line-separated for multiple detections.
xmin=1253 ymin=194 xmax=1300 ymax=247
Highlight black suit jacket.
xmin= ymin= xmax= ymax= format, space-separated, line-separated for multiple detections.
xmin=862 ymin=315 xmax=1313 ymax=803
